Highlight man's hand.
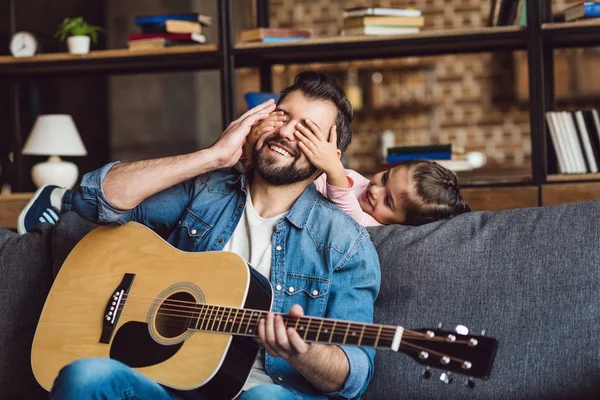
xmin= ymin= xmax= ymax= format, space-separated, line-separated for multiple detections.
xmin=242 ymin=111 xmax=288 ymax=167
xmin=258 ymin=304 xmax=311 ymax=360
xmin=295 ymin=120 xmax=349 ymax=189
xmin=210 ymin=99 xmax=276 ymax=168
xmin=258 ymin=304 xmax=350 ymax=393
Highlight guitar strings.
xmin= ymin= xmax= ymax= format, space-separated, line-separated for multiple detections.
xmin=117 ymin=295 xmax=407 ymax=338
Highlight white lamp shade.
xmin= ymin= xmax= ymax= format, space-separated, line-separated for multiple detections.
xmin=22 ymin=114 xmax=87 ymax=156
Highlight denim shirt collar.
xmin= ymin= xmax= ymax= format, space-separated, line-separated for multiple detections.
xmin=239 ymin=172 xmax=317 ymax=230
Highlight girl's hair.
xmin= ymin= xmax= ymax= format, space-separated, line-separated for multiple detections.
xmin=399 ymin=160 xmax=471 ymax=226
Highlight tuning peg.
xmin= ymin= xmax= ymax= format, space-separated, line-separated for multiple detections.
xmin=440 ymin=371 xmax=452 ymax=384
xmin=455 ymin=324 xmax=469 ymax=335
xmin=423 ymin=367 xmax=432 ymax=379
xmin=465 ymin=377 xmax=475 ymax=389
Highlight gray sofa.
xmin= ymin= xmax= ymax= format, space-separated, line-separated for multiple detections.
xmin=1 ymin=202 xmax=600 ymax=399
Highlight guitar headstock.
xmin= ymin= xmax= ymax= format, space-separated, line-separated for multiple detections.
xmin=400 ymin=326 xmax=498 ymax=381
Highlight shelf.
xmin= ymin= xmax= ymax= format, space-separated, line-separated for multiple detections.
xmin=546 ymin=173 xmax=600 ymax=182
xmin=543 ymin=20 xmax=600 ymax=48
xmin=0 ymin=45 xmax=220 ymax=76
xmin=456 ymin=167 xmax=532 ymax=187
xmin=234 ymin=26 xmax=526 ymax=67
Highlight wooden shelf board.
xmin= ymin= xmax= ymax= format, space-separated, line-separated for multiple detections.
xmin=547 ymin=173 xmax=600 ymax=182
xmin=0 ymin=45 xmax=220 ymax=75
xmin=234 ymin=26 xmax=526 ymax=66
xmin=543 ymin=20 xmax=600 ymax=47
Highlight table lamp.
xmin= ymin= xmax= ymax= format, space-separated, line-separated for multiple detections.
xmin=22 ymin=114 xmax=87 ymax=189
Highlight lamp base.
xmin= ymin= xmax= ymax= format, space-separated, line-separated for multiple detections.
xmin=31 ymin=156 xmax=79 ymax=189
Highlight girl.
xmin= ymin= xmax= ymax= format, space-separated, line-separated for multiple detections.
xmin=246 ymin=111 xmax=471 ymax=227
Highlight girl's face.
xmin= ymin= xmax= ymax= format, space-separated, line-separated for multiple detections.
xmin=358 ymin=165 xmax=414 ymax=225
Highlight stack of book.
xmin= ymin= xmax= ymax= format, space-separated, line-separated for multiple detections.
xmin=563 ymin=2 xmax=600 ymax=22
xmin=545 ymin=110 xmax=600 ymax=174
xmin=384 ymin=144 xmax=472 ymax=171
xmin=128 ymin=12 xmax=212 ymax=50
xmin=238 ymin=28 xmax=312 ymax=43
xmin=340 ymin=7 xmax=424 ymax=36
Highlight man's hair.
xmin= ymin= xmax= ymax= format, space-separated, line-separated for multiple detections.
xmin=278 ymin=71 xmax=353 ymax=154
xmin=400 ymin=160 xmax=471 ymax=226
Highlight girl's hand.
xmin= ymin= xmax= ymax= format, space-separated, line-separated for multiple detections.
xmin=295 ymin=120 xmax=349 ymax=188
xmin=242 ymin=111 xmax=288 ymax=167
xmin=249 ymin=111 xmax=288 ymax=148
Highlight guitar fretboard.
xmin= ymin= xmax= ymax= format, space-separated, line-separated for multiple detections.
xmin=186 ymin=304 xmax=398 ymax=349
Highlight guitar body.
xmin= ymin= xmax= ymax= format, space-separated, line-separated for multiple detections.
xmin=31 ymin=222 xmax=272 ymax=399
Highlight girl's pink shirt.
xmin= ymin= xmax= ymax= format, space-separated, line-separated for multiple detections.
xmin=314 ymin=169 xmax=382 ymax=227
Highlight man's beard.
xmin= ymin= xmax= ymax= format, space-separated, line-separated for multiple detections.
xmin=253 ymin=138 xmax=317 ymax=186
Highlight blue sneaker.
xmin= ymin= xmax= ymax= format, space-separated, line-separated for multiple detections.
xmin=17 ymin=185 xmax=61 ymax=235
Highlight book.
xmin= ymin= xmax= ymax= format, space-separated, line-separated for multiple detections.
xmin=574 ymin=111 xmax=598 ymax=172
xmin=564 ymin=2 xmax=600 ymax=21
xmin=497 ymin=0 xmax=521 ymax=25
xmin=343 ymin=7 xmax=422 ymax=18
xmin=343 ymin=16 xmax=425 ymax=29
xmin=386 ymin=152 xmax=452 ymax=163
xmin=546 ymin=112 xmax=569 ymax=173
xmin=141 ymin=20 xmax=202 ymax=34
xmin=255 ymin=37 xmax=310 ymax=43
xmin=387 ymin=144 xmax=463 ymax=156
xmin=239 ymin=28 xmax=312 ymax=43
xmin=135 ymin=13 xmax=212 ymax=27
xmin=342 ymin=26 xmax=420 ymax=36
xmin=128 ymin=33 xmax=206 ymax=44
xmin=384 ymin=160 xmax=473 ymax=172
xmin=128 ymin=38 xmax=198 ymax=50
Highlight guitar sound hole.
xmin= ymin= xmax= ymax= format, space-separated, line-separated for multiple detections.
xmin=155 ymin=292 xmax=196 ymax=338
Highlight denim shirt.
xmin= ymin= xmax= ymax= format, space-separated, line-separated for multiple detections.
xmin=71 ymin=162 xmax=381 ymax=399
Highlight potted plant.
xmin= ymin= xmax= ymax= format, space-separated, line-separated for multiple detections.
xmin=55 ymin=17 xmax=104 ymax=55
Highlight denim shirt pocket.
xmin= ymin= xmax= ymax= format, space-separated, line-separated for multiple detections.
xmin=168 ymin=208 xmax=212 ymax=252
xmin=283 ymin=274 xmax=330 ymax=317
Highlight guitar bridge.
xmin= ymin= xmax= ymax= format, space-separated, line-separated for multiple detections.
xmin=99 ymin=273 xmax=135 ymax=344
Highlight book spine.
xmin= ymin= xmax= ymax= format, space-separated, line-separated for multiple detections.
xmin=387 ymin=144 xmax=453 ymax=155
xmin=260 ymin=37 xmax=310 ymax=43
xmin=386 ymin=152 xmax=452 ymax=163
xmin=135 ymin=14 xmax=199 ymax=25
xmin=583 ymin=3 xmax=600 ymax=17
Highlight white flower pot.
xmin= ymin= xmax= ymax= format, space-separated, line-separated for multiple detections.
xmin=67 ymin=36 xmax=90 ymax=55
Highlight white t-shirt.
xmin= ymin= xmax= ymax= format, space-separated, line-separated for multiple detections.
xmin=222 ymin=190 xmax=285 ymax=391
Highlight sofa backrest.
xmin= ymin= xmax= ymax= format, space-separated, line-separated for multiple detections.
xmin=364 ymin=200 xmax=600 ymax=399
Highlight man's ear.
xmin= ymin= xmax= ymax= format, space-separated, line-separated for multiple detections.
xmin=336 ymin=149 xmax=342 ymax=159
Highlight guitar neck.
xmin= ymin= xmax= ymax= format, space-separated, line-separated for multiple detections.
xmin=187 ymin=304 xmax=403 ymax=350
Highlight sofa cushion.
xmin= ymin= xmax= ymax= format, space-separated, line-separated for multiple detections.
xmin=0 ymin=225 xmax=55 ymax=399
xmin=364 ymin=200 xmax=600 ymax=399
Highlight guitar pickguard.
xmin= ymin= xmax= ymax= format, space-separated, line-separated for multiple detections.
xmin=110 ymin=321 xmax=183 ymax=367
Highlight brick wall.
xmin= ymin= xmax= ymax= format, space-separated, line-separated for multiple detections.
xmin=237 ymin=0 xmax=600 ymax=176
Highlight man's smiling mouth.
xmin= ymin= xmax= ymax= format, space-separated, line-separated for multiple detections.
xmin=269 ymin=144 xmax=292 ymax=157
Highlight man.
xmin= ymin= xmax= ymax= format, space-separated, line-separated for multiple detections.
xmin=28 ymin=71 xmax=381 ymax=399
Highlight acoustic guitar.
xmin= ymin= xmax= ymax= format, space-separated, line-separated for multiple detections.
xmin=31 ymin=222 xmax=497 ymax=399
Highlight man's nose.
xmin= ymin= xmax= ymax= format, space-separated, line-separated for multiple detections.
xmin=278 ymin=119 xmax=298 ymax=141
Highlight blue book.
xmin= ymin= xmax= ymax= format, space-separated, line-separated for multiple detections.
xmin=564 ymin=2 xmax=600 ymax=21
xmin=386 ymin=152 xmax=452 ymax=163
xmin=135 ymin=13 xmax=211 ymax=27
xmin=260 ymin=37 xmax=309 ymax=43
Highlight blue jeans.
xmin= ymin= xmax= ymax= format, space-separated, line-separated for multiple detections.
xmin=50 ymin=358 xmax=297 ymax=400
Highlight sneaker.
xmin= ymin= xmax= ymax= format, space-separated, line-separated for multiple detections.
xmin=17 ymin=185 xmax=61 ymax=235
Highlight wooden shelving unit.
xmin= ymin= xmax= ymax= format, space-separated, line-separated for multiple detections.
xmin=234 ymin=26 xmax=526 ymax=66
xmin=3 ymin=0 xmax=600 ymax=200
xmin=542 ymin=19 xmax=600 ymax=48
xmin=0 ymin=45 xmax=220 ymax=75
xmin=547 ymin=173 xmax=600 ymax=182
